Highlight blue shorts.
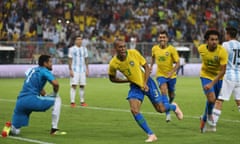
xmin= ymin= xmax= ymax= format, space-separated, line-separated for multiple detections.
xmin=200 ymin=77 xmax=222 ymax=97
xmin=127 ymin=77 xmax=162 ymax=104
xmin=12 ymin=95 xmax=55 ymax=128
xmin=156 ymin=77 xmax=176 ymax=92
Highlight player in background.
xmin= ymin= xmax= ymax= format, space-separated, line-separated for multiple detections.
xmin=150 ymin=31 xmax=180 ymax=122
xmin=68 ymin=35 xmax=89 ymax=107
xmin=198 ymin=29 xmax=228 ymax=133
xmin=1 ymin=55 xmax=65 ymax=137
xmin=108 ymin=39 xmax=183 ymax=142
xmin=212 ymin=27 xmax=240 ymax=128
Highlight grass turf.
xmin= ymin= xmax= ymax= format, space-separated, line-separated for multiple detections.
xmin=0 ymin=77 xmax=240 ymax=144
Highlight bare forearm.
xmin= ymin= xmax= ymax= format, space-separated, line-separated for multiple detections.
xmin=109 ymin=75 xmax=129 ymax=83
xmin=51 ymin=80 xmax=59 ymax=93
xmin=68 ymin=58 xmax=72 ymax=70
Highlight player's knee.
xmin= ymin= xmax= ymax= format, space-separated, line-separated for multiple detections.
xmin=130 ymin=109 xmax=139 ymax=115
xmin=155 ymin=104 xmax=165 ymax=113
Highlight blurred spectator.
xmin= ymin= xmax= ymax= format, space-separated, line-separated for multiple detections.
xmin=0 ymin=0 xmax=239 ymax=65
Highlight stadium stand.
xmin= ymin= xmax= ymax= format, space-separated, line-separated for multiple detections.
xmin=0 ymin=0 xmax=239 ymax=64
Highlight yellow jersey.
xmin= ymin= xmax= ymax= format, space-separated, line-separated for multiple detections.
xmin=109 ymin=49 xmax=146 ymax=88
xmin=152 ymin=45 xmax=179 ymax=78
xmin=198 ymin=44 xmax=228 ymax=80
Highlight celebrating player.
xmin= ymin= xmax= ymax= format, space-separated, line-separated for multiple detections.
xmin=150 ymin=30 xmax=180 ymax=122
xmin=198 ymin=29 xmax=228 ymax=132
xmin=108 ymin=39 xmax=183 ymax=142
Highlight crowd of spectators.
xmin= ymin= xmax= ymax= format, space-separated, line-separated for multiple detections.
xmin=0 ymin=0 xmax=239 ymax=63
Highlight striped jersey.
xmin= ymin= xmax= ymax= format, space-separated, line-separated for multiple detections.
xmin=68 ymin=45 xmax=88 ymax=73
xmin=222 ymin=40 xmax=240 ymax=82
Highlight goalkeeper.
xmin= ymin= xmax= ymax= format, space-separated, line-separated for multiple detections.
xmin=2 ymin=55 xmax=65 ymax=137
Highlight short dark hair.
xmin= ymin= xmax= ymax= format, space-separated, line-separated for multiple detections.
xmin=204 ymin=29 xmax=220 ymax=40
xmin=113 ymin=38 xmax=124 ymax=48
xmin=159 ymin=30 xmax=169 ymax=37
xmin=226 ymin=27 xmax=237 ymax=38
xmin=75 ymin=34 xmax=83 ymax=40
xmin=38 ymin=55 xmax=51 ymax=66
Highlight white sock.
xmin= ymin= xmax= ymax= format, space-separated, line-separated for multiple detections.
xmin=52 ymin=96 xmax=61 ymax=129
xmin=238 ymin=106 xmax=240 ymax=112
xmin=11 ymin=125 xmax=21 ymax=135
xmin=70 ymin=87 xmax=76 ymax=103
xmin=212 ymin=108 xmax=221 ymax=124
xmin=79 ymin=88 xmax=85 ymax=103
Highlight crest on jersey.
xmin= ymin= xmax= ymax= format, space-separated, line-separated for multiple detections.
xmin=129 ymin=61 xmax=134 ymax=66
xmin=214 ymin=56 xmax=219 ymax=61
xmin=165 ymin=52 xmax=169 ymax=56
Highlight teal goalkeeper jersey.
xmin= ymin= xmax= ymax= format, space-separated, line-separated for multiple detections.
xmin=18 ymin=67 xmax=55 ymax=98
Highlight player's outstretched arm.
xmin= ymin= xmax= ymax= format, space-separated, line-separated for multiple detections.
xmin=109 ymin=75 xmax=129 ymax=83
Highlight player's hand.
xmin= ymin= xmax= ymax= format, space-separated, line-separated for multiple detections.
xmin=142 ymin=84 xmax=149 ymax=92
xmin=204 ymin=83 xmax=213 ymax=91
xmin=70 ymin=70 xmax=74 ymax=77
xmin=167 ymin=71 xmax=173 ymax=78
xmin=150 ymin=67 xmax=153 ymax=73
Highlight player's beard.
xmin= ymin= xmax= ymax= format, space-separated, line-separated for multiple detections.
xmin=47 ymin=66 xmax=52 ymax=71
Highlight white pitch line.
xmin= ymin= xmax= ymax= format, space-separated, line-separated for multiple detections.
xmin=61 ymin=104 xmax=240 ymax=123
xmin=1 ymin=98 xmax=240 ymax=143
xmin=1 ymin=98 xmax=240 ymax=124
xmin=0 ymin=135 xmax=54 ymax=144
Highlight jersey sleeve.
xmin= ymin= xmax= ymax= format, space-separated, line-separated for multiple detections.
xmin=219 ymin=46 xmax=228 ymax=65
xmin=43 ymin=68 xmax=56 ymax=82
xmin=151 ymin=46 xmax=156 ymax=57
xmin=171 ymin=46 xmax=180 ymax=62
xmin=134 ymin=49 xmax=146 ymax=66
xmin=84 ymin=47 xmax=88 ymax=58
xmin=108 ymin=59 xmax=117 ymax=76
xmin=68 ymin=47 xmax=73 ymax=58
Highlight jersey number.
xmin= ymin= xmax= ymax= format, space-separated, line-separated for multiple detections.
xmin=233 ymin=49 xmax=240 ymax=65
xmin=26 ymin=69 xmax=35 ymax=83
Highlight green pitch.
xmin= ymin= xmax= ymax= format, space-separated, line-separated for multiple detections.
xmin=0 ymin=77 xmax=239 ymax=144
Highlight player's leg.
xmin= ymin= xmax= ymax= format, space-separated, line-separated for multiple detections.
xmin=79 ymin=72 xmax=87 ymax=106
xmin=30 ymin=95 xmax=66 ymax=135
xmin=128 ymin=99 xmax=157 ymax=142
xmin=233 ymin=82 xmax=240 ymax=112
xmin=10 ymin=97 xmax=34 ymax=136
xmin=51 ymin=96 xmax=61 ymax=133
xmin=50 ymin=96 xmax=66 ymax=135
xmin=156 ymin=77 xmax=171 ymax=122
xmin=70 ymin=72 xmax=79 ymax=107
xmin=168 ymin=78 xmax=176 ymax=103
xmin=212 ymin=79 xmax=233 ymax=126
xmin=200 ymin=78 xmax=216 ymax=131
xmin=128 ymin=84 xmax=157 ymax=142
xmin=165 ymin=78 xmax=176 ymax=122
xmin=206 ymin=92 xmax=216 ymax=124
xmin=147 ymin=77 xmax=183 ymax=120
xmin=212 ymin=99 xmax=223 ymax=125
